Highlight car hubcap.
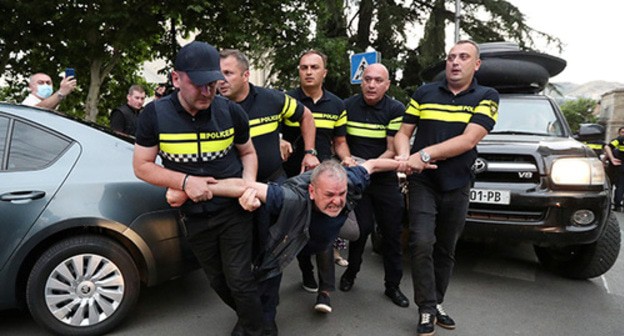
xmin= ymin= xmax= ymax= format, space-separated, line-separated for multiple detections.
xmin=45 ymin=254 xmax=125 ymax=326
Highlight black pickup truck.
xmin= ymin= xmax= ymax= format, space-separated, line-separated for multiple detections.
xmin=421 ymin=42 xmax=621 ymax=279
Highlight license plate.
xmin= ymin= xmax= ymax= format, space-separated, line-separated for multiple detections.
xmin=470 ymin=188 xmax=510 ymax=205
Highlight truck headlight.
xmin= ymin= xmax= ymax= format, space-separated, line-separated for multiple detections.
xmin=551 ymin=158 xmax=605 ymax=185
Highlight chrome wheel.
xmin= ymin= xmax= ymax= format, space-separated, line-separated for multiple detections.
xmin=45 ymin=254 xmax=125 ymax=326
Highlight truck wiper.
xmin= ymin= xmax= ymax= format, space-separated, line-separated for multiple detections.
xmin=490 ymin=130 xmax=552 ymax=136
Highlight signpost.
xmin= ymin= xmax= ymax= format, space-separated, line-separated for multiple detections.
xmin=350 ymin=51 xmax=380 ymax=84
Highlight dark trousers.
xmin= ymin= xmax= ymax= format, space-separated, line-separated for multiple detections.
xmin=614 ymin=165 xmax=624 ymax=206
xmin=296 ymin=246 xmax=335 ymax=292
xmin=181 ymin=206 xmax=263 ymax=336
xmin=407 ymin=179 xmax=470 ymax=314
xmin=255 ymin=173 xmax=287 ymax=325
xmin=344 ymin=178 xmax=404 ymax=288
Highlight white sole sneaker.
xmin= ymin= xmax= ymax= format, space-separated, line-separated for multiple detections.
xmin=314 ymin=303 xmax=332 ymax=313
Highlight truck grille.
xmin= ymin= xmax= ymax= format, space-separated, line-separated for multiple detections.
xmin=473 ymin=154 xmax=539 ymax=184
xmin=467 ymin=207 xmax=546 ymax=222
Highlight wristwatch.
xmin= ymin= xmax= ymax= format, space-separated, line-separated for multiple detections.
xmin=418 ymin=149 xmax=431 ymax=164
xmin=304 ymin=149 xmax=318 ymax=156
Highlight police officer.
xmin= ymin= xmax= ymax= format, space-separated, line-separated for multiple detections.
xmin=281 ymin=49 xmax=356 ymax=309
xmin=395 ymin=40 xmax=499 ymax=336
xmin=339 ymin=63 xmax=409 ymax=309
xmin=133 ymin=41 xmax=263 ymax=336
xmin=605 ymin=126 xmax=624 ymax=211
xmin=218 ymin=48 xmax=318 ymax=335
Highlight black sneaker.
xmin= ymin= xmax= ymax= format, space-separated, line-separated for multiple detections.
xmin=417 ymin=313 xmax=435 ymax=336
xmin=314 ymin=292 xmax=332 ymax=313
xmin=435 ymin=304 xmax=456 ymax=330
xmin=301 ymin=273 xmax=318 ymax=293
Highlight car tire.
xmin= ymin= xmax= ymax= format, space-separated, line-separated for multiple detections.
xmin=26 ymin=234 xmax=140 ymax=336
xmin=534 ymin=213 xmax=621 ymax=279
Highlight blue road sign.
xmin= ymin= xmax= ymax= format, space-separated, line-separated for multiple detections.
xmin=350 ymin=51 xmax=380 ymax=84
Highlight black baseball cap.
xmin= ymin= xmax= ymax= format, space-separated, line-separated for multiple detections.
xmin=174 ymin=41 xmax=224 ymax=86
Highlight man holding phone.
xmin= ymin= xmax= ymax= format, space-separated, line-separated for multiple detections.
xmin=22 ymin=69 xmax=77 ymax=110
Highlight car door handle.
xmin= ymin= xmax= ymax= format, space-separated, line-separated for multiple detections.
xmin=0 ymin=191 xmax=46 ymax=202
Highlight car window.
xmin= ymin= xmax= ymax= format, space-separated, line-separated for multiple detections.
xmin=7 ymin=120 xmax=71 ymax=170
xmin=492 ymin=98 xmax=564 ymax=136
xmin=0 ymin=116 xmax=7 ymax=162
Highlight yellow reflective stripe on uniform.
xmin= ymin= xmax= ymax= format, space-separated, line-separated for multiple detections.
xmin=388 ymin=116 xmax=402 ymax=131
xmin=160 ymin=142 xmax=198 ymax=155
xmin=473 ymin=99 xmax=499 ymax=122
xmin=249 ymin=114 xmax=281 ymax=138
xmin=281 ymin=95 xmax=298 ymax=120
xmin=311 ymin=111 xmax=345 ymax=130
xmin=284 ymin=119 xmax=300 ymax=127
xmin=405 ymin=98 xmax=420 ymax=117
xmin=587 ymin=143 xmax=603 ymax=150
xmin=159 ymin=129 xmax=235 ymax=154
xmin=250 ymin=122 xmax=279 ymax=137
xmin=335 ymin=110 xmax=347 ymax=127
xmin=611 ymin=139 xmax=620 ymax=147
xmin=199 ymin=137 xmax=234 ymax=152
xmin=347 ymin=121 xmax=386 ymax=138
xmin=406 ymin=100 xmax=498 ymax=123
xmin=420 ymin=108 xmax=472 ymax=123
xmin=160 ymin=133 xmax=199 ymax=141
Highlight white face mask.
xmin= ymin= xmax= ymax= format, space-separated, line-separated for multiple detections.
xmin=36 ymin=84 xmax=53 ymax=99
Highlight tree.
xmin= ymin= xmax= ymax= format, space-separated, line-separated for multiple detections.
xmin=560 ymin=98 xmax=598 ymax=133
xmin=1 ymin=0 xmax=561 ymax=125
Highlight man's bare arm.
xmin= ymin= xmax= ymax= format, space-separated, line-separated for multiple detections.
xmin=133 ymin=144 xmax=215 ymax=202
xmin=235 ymin=139 xmax=258 ymax=182
xmin=36 ymin=76 xmax=77 ymax=110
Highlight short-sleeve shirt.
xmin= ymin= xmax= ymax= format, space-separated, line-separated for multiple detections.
xmin=609 ymin=136 xmax=624 ymax=160
xmin=402 ymin=79 xmax=499 ymax=191
xmin=135 ymin=93 xmax=250 ymax=213
xmin=282 ymin=87 xmax=347 ymax=176
xmin=265 ymin=165 xmax=370 ymax=254
xmin=344 ymin=94 xmax=404 ymax=159
xmin=238 ymin=84 xmax=304 ymax=181
xmin=22 ymin=94 xmax=42 ymax=107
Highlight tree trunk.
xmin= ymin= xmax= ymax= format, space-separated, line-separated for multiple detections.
xmin=354 ymin=0 xmax=373 ymax=51
xmin=85 ymin=59 xmax=103 ymax=122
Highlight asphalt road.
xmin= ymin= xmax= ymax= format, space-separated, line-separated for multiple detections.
xmin=3 ymin=214 xmax=624 ymax=336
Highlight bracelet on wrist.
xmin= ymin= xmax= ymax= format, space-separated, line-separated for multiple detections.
xmin=181 ymin=174 xmax=190 ymax=191
xmin=56 ymin=92 xmax=65 ymax=100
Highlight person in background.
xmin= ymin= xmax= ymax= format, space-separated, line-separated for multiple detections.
xmin=154 ymin=83 xmax=168 ymax=100
xmin=394 ymin=39 xmax=499 ymax=336
xmin=604 ymin=126 xmax=624 ymax=211
xmin=340 ymin=63 xmax=408 ymax=309
xmin=22 ymin=72 xmax=76 ymax=109
xmin=133 ymin=41 xmax=263 ymax=336
xmin=110 ymin=84 xmax=146 ymax=136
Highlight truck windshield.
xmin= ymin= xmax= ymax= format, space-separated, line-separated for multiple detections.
xmin=491 ymin=97 xmax=564 ymax=136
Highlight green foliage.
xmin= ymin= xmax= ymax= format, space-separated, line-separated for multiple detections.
xmin=1 ymin=0 xmax=560 ymax=126
xmin=560 ymin=98 xmax=598 ymax=133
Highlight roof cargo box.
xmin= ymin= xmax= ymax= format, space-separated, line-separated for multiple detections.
xmin=420 ymin=42 xmax=566 ymax=93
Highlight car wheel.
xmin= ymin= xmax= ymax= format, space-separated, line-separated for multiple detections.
xmin=534 ymin=213 xmax=621 ymax=279
xmin=26 ymin=235 xmax=140 ymax=336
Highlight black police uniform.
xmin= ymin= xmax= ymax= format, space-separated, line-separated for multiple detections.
xmin=403 ymin=79 xmax=498 ymax=315
xmin=341 ymin=94 xmax=405 ymax=291
xmin=239 ymin=83 xmax=304 ymax=182
xmin=608 ymin=136 xmax=624 ymax=208
xmin=282 ymin=87 xmax=347 ymax=176
xmin=135 ymin=93 xmax=263 ymax=332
